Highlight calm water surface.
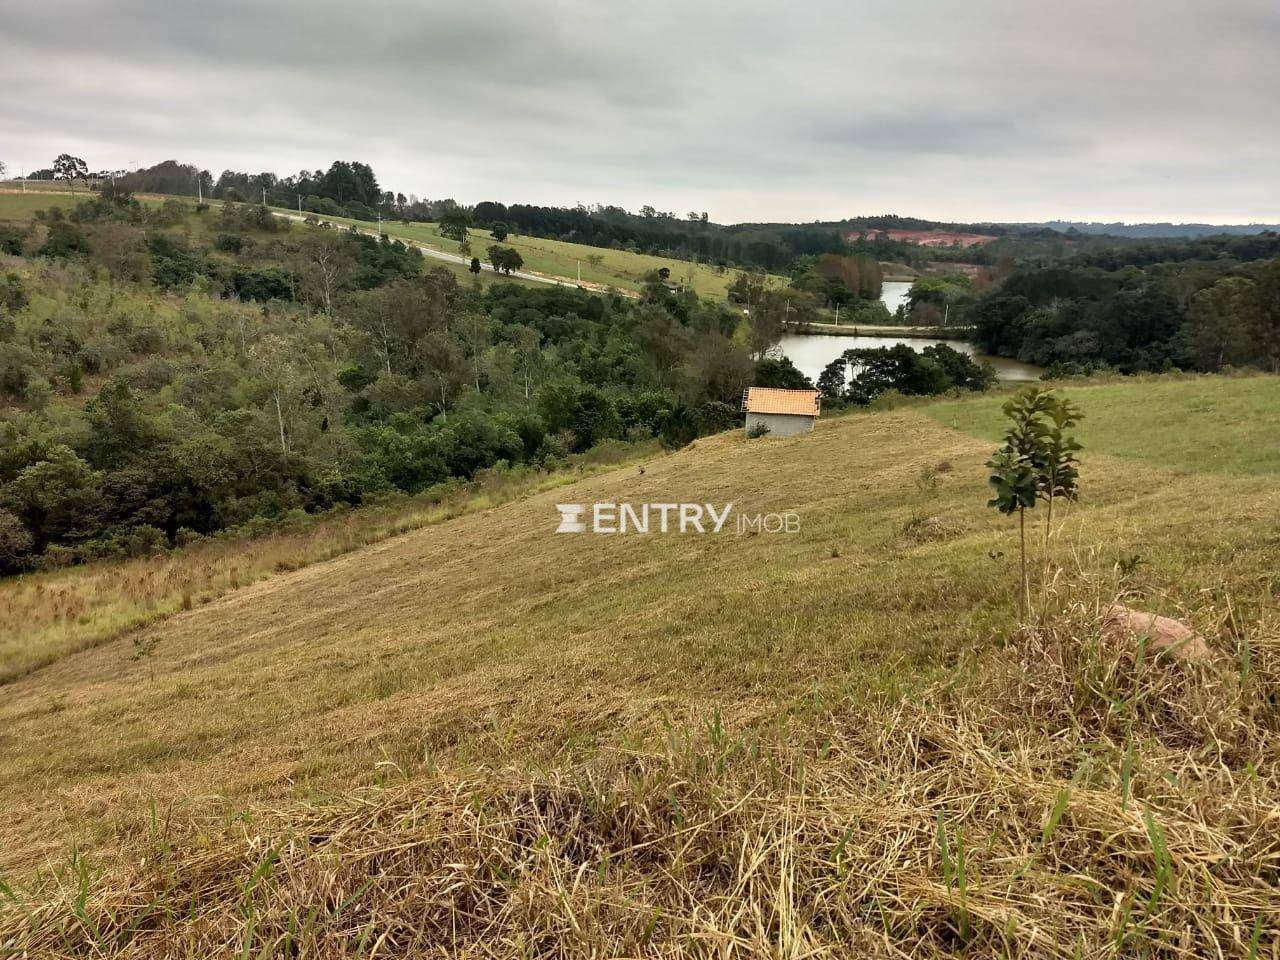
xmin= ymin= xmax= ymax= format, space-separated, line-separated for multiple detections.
xmin=776 ymin=333 xmax=1042 ymax=383
xmin=879 ymin=280 xmax=912 ymax=315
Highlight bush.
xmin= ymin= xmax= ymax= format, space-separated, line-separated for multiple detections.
xmin=0 ymin=272 xmax=27 ymax=312
xmin=38 ymin=221 xmax=90 ymax=259
xmin=746 ymin=421 xmax=771 ymax=439
xmin=0 ymin=226 xmax=26 ymax=256
xmin=695 ymin=400 xmax=739 ymax=435
xmin=0 ymin=509 xmax=33 ymax=571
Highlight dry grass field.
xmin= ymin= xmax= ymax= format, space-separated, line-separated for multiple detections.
xmin=0 ymin=447 xmax=654 ymax=685
xmin=1 ymin=376 xmax=1277 ymax=957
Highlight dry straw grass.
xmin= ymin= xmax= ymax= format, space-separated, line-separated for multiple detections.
xmin=4 ymin=599 xmax=1276 ymax=959
xmin=0 ymin=446 xmax=651 ymax=684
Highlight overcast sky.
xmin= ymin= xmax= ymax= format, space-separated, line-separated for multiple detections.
xmin=3 ymin=0 xmax=1277 ymax=225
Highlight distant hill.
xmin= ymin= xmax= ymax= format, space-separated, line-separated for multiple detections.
xmin=1031 ymin=220 xmax=1280 ymax=239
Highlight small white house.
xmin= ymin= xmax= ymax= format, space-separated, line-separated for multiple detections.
xmin=742 ymin=387 xmax=821 ymax=437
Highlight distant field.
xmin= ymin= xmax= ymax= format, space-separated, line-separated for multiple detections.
xmin=0 ymin=189 xmax=785 ymax=299
xmin=0 ymin=179 xmax=92 ymax=194
xmin=269 ymin=207 xmax=785 ymax=299
xmin=0 ymin=190 xmax=84 ymax=220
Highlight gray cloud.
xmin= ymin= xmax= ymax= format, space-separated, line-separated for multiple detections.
xmin=2 ymin=0 xmax=1277 ymax=223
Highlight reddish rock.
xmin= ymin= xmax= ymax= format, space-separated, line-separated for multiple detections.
xmin=1102 ymin=603 xmax=1213 ymax=662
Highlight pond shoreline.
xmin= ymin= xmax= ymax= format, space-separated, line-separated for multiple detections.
xmin=775 ymin=331 xmax=1043 ymax=383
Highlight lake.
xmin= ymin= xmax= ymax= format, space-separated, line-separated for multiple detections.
xmin=775 ymin=333 xmax=1042 ymax=383
xmin=880 ymin=280 xmax=912 ymax=316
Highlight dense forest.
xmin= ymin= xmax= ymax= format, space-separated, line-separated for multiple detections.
xmin=967 ymin=235 xmax=1280 ymax=373
xmin=0 ymin=191 xmax=816 ymax=572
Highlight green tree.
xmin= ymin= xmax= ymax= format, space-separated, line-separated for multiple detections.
xmin=439 ymin=209 xmax=473 ymax=243
xmin=490 ymin=222 xmax=509 ymax=242
xmin=1 ymin=446 xmax=103 ymax=551
xmin=469 ymin=256 xmax=482 ymax=275
xmin=52 ymin=153 xmax=89 ymax=193
xmin=39 ymin=221 xmax=90 ymax=259
xmin=0 ymin=508 xmax=33 ymax=572
xmin=985 ymin=388 xmax=1082 ymax=621
xmin=292 ymin=233 xmax=355 ymax=317
xmin=1250 ymin=260 xmax=1280 ymax=372
xmin=487 ymin=245 xmax=523 ymax=275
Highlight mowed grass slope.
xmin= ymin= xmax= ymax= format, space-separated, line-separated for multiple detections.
xmin=0 ymin=190 xmax=84 ymax=220
xmin=268 ymin=208 xmax=785 ymax=299
xmin=1 ymin=375 xmax=1276 ymax=880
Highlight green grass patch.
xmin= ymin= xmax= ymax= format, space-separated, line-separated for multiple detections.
xmin=0 ymin=191 xmax=85 ymax=221
xmin=925 ymin=374 xmax=1280 ymax=476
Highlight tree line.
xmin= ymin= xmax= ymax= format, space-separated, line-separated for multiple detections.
xmin=968 ymin=235 xmax=1280 ymax=374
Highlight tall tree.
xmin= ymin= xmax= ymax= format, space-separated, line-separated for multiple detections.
xmin=52 ymin=154 xmax=88 ymax=193
xmin=439 ymin=209 xmax=473 ymax=243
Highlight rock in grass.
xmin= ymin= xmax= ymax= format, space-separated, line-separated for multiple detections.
xmin=1101 ymin=603 xmax=1213 ymax=662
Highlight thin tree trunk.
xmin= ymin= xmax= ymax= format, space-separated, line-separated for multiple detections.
xmin=1019 ymin=507 xmax=1028 ymax=624
xmin=1044 ymin=483 xmax=1054 ymax=576
xmin=274 ymin=393 xmax=287 ymax=454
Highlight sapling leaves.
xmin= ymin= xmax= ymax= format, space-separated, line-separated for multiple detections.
xmin=985 ymin=388 xmax=1084 ymax=620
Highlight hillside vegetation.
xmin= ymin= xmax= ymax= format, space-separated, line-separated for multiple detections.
xmin=1 ymin=375 xmax=1277 ymax=957
xmin=1 ymin=192 xmax=819 ymax=582
xmin=270 ymin=207 xmax=786 ymax=300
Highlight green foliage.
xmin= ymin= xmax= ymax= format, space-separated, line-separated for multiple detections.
xmin=985 ymin=387 xmax=1084 ymax=619
xmin=753 ymin=355 xmax=813 ymax=390
xmin=972 ymin=242 xmax=1280 ymax=373
xmin=38 ymin=221 xmax=90 ymax=259
xmin=0 ymin=202 xmax=758 ymax=570
xmin=819 ymin=343 xmax=992 ymax=403
xmin=0 ymin=225 xmax=26 ymax=256
xmin=793 ymin=252 xmax=883 ymax=306
xmin=487 ymin=245 xmax=524 ymax=275
xmin=0 ymin=272 xmax=27 ymax=313
xmin=439 ymin=209 xmax=473 ymax=242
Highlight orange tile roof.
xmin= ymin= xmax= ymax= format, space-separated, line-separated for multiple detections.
xmin=743 ymin=387 xmax=821 ymax=417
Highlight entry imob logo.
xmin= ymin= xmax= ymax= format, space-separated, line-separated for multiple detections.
xmin=554 ymin=504 xmax=588 ymax=533
xmin=554 ymin=502 xmax=798 ymax=534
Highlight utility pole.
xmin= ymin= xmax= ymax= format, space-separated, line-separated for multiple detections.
xmin=377 ymin=211 xmax=383 ymax=236
xmin=297 ymin=194 xmax=302 ymax=214
xmin=261 ymin=185 xmax=267 ymax=206
xmin=576 ymin=260 xmax=581 ymax=284
xmin=834 ymin=302 xmax=840 ymax=325
xmin=197 ymin=176 xmax=202 ymax=204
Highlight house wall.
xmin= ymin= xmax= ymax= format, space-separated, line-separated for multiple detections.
xmin=745 ymin=412 xmax=815 ymax=437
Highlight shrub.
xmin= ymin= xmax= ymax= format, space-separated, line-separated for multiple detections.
xmin=0 ymin=225 xmax=26 ymax=256
xmin=0 ymin=509 xmax=33 ymax=571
